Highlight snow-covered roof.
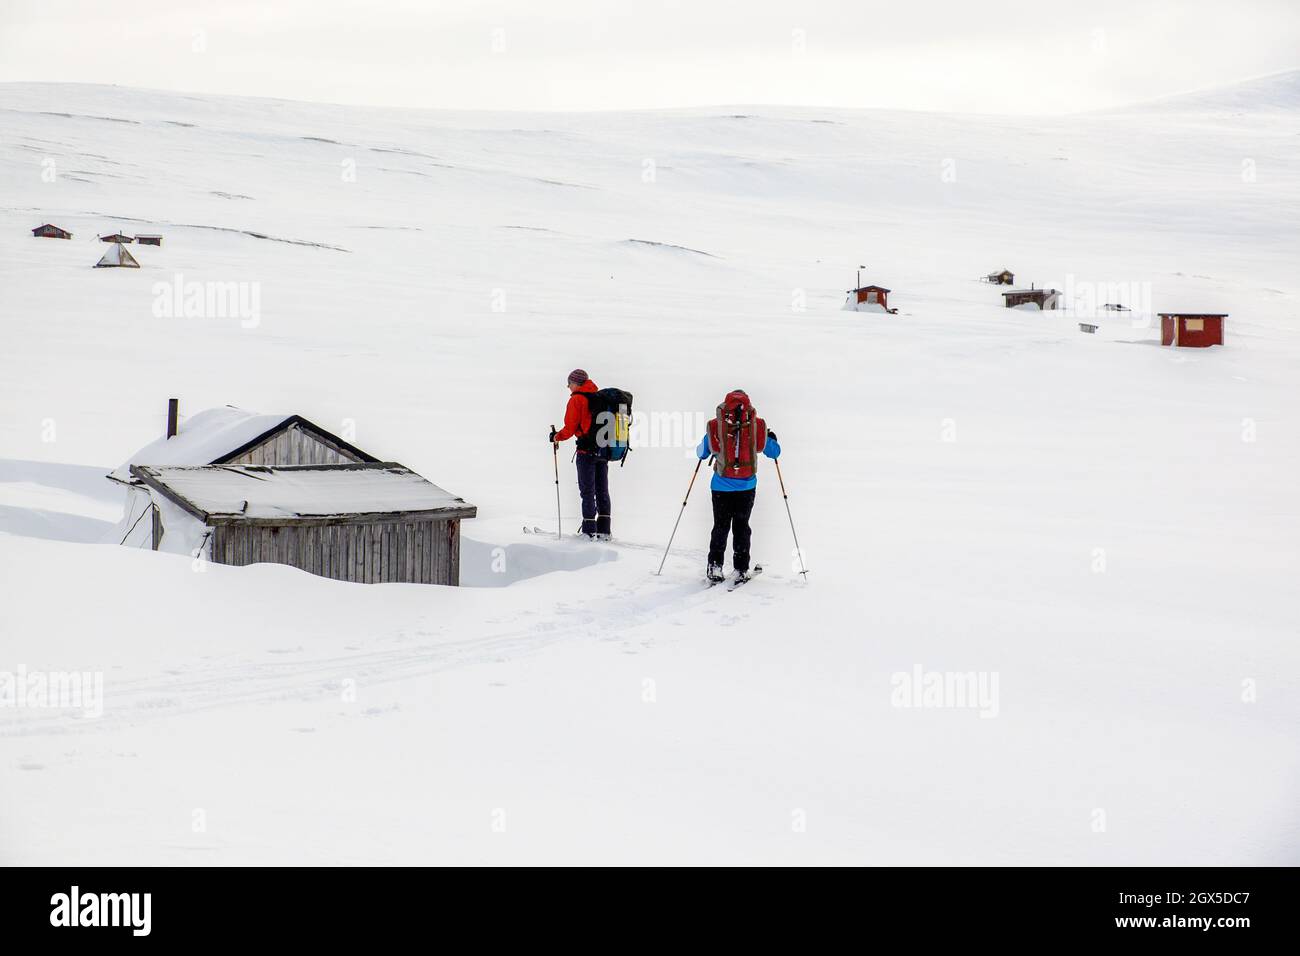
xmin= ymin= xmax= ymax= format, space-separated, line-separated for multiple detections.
xmin=110 ymin=406 xmax=379 ymax=485
xmin=131 ymin=463 xmax=476 ymax=522
xmin=109 ymin=407 xmax=300 ymax=484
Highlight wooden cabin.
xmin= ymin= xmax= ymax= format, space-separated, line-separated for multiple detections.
xmin=985 ymin=269 xmax=1015 ymax=285
xmin=99 ymin=233 xmax=134 ymax=243
xmin=130 ymin=463 xmax=476 ymax=585
xmin=1160 ymin=313 xmax=1225 ymax=348
xmin=1002 ymin=287 xmax=1060 ymax=310
xmin=136 ymin=234 xmax=163 ymax=246
xmin=32 ymin=223 xmax=72 ymax=240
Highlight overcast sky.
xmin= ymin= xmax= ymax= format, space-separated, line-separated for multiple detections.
xmin=1 ymin=0 xmax=1297 ymax=113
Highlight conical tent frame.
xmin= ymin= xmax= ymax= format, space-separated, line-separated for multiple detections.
xmin=95 ymin=242 xmax=140 ymax=268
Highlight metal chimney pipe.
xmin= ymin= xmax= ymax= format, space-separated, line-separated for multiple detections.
xmin=166 ymin=398 xmax=179 ymax=439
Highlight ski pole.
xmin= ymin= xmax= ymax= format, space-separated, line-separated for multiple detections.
xmin=655 ymin=458 xmax=703 ymax=575
xmin=550 ymin=425 xmax=562 ymax=540
xmin=774 ymin=459 xmax=809 ymax=580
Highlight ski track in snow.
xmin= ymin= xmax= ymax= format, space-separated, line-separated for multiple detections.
xmin=0 ymin=544 xmax=770 ymax=739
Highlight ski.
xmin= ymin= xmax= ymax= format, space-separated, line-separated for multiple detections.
xmin=726 ymin=564 xmax=763 ymax=591
xmin=523 ymin=526 xmax=613 ymax=542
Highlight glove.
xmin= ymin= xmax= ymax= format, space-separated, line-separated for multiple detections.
xmin=549 ymin=427 xmax=558 ymax=443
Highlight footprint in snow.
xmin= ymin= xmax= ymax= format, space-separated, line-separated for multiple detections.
xmin=19 ymin=763 xmax=44 ymax=771
xmin=268 ymin=646 xmax=304 ymax=655
xmin=291 ymin=727 xmax=316 ymax=733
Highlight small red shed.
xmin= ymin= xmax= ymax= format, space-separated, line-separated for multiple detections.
xmin=32 ymin=223 xmax=72 ymax=240
xmin=849 ymin=285 xmax=890 ymax=310
xmin=1160 ymin=313 xmax=1225 ymax=348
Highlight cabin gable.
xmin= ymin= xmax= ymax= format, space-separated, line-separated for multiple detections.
xmin=217 ymin=419 xmax=374 ymax=468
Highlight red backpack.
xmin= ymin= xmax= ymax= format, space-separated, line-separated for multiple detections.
xmin=707 ymin=390 xmax=767 ymax=480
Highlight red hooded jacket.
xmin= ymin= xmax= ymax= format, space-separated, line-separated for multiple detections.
xmin=554 ymin=379 xmax=598 ymax=444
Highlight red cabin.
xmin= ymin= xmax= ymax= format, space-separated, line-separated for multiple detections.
xmin=1160 ymin=313 xmax=1225 ymax=348
xmin=849 ymin=285 xmax=890 ymax=310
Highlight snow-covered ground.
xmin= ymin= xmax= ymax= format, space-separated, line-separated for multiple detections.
xmin=1 ymin=76 xmax=1297 ymax=864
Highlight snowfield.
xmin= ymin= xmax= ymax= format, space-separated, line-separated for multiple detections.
xmin=1 ymin=76 xmax=1297 ymax=865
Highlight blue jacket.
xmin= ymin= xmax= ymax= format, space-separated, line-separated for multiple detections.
xmin=697 ymin=433 xmax=780 ymax=491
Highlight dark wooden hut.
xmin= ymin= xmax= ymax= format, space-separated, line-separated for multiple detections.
xmin=1002 ymin=287 xmax=1060 ymax=310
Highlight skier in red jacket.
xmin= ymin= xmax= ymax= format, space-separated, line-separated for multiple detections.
xmin=551 ymin=369 xmax=611 ymax=539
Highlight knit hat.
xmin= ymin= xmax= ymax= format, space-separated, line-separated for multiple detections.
xmin=567 ymin=368 xmax=589 ymax=386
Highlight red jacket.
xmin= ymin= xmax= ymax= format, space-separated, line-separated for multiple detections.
xmin=554 ymin=380 xmax=598 ymax=443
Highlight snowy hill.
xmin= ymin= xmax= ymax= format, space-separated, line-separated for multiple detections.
xmin=1 ymin=81 xmax=1297 ymax=864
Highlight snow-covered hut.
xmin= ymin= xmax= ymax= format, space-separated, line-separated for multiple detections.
xmin=99 ymin=232 xmax=134 ymax=243
xmin=985 ymin=269 xmax=1015 ymax=285
xmin=108 ymin=404 xmax=378 ymax=549
xmin=95 ymin=242 xmax=140 ymax=269
xmin=136 ymin=234 xmax=163 ymax=246
xmin=1002 ymin=287 xmax=1060 ymax=310
xmin=129 ymin=463 xmax=476 ymax=585
xmin=843 ymin=284 xmax=892 ymax=313
xmin=1160 ymin=313 xmax=1225 ymax=348
xmin=32 ymin=223 xmax=72 ymax=239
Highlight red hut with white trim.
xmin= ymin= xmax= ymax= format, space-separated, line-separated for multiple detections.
xmin=1160 ymin=313 xmax=1225 ymax=348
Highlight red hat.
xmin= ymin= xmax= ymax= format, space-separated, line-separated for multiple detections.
xmin=567 ymin=369 xmax=589 ymax=386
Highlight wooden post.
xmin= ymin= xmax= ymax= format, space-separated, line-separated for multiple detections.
xmin=166 ymin=398 xmax=179 ymax=438
xmin=150 ymin=504 xmax=162 ymax=551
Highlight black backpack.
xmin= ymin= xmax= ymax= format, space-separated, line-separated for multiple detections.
xmin=577 ymin=388 xmax=633 ymax=463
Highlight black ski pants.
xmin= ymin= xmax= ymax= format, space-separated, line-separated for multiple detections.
xmin=709 ymin=488 xmax=756 ymax=572
xmin=575 ymin=452 xmax=611 ymax=536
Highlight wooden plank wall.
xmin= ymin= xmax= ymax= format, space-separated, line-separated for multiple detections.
xmin=210 ymin=518 xmax=460 ymax=585
xmin=226 ymin=424 xmax=360 ymax=467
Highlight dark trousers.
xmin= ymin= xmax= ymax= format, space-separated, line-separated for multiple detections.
xmin=709 ymin=489 xmax=755 ymax=572
xmin=575 ymin=452 xmax=611 ymax=535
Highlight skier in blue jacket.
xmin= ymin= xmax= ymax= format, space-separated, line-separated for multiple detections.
xmin=696 ymin=389 xmax=780 ymax=583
